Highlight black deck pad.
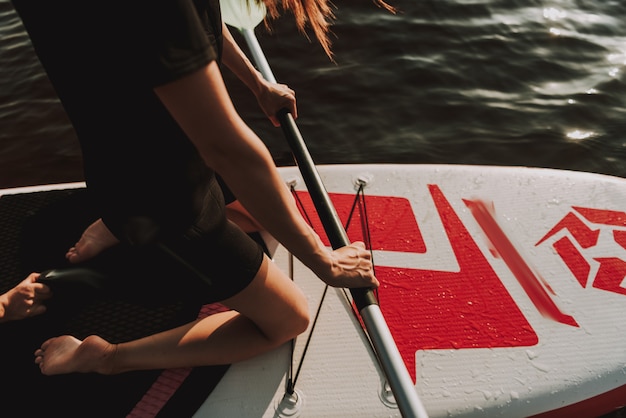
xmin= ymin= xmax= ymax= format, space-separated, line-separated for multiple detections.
xmin=0 ymin=188 xmax=229 ymax=417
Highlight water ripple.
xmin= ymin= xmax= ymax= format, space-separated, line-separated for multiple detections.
xmin=1 ymin=0 xmax=626 ymax=187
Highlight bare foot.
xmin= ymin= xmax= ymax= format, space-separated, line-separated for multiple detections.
xmin=66 ymin=218 xmax=119 ymax=263
xmin=0 ymin=273 xmax=52 ymax=322
xmin=34 ymin=334 xmax=117 ymax=375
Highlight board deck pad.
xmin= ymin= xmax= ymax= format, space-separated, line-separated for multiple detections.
xmin=0 ymin=187 xmax=230 ymax=417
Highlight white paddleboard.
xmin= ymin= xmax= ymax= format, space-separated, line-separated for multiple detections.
xmin=3 ymin=164 xmax=625 ymax=417
xmin=196 ymin=164 xmax=626 ymax=418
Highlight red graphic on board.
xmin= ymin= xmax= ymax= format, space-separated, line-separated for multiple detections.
xmin=464 ymin=198 xmax=578 ymax=327
xmin=293 ymin=191 xmax=426 ymax=253
xmin=296 ymin=187 xmax=538 ymax=383
xmin=535 ymin=207 xmax=626 ymax=296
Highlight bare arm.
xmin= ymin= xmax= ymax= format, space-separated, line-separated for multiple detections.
xmin=221 ymin=23 xmax=297 ymax=126
xmin=154 ymin=62 xmax=377 ymax=288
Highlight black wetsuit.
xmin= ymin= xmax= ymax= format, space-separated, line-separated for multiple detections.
xmin=11 ymin=0 xmax=263 ymax=302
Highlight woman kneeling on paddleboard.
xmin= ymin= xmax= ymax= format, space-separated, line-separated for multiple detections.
xmin=9 ymin=0 xmax=387 ymax=375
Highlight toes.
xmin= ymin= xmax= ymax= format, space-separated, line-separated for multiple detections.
xmin=66 ymin=248 xmax=81 ymax=263
xmin=40 ymin=337 xmax=55 ymax=350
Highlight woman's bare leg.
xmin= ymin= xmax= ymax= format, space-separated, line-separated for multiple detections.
xmin=224 ymin=201 xmax=263 ymax=233
xmin=0 ymin=273 xmax=52 ymax=322
xmin=34 ymin=254 xmax=309 ymax=375
xmin=66 ymin=218 xmax=119 ymax=263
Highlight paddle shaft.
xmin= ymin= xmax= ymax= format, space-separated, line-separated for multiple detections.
xmin=240 ymin=27 xmax=429 ymax=418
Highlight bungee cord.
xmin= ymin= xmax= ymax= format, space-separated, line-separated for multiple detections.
xmin=285 ymin=182 xmax=379 ymax=395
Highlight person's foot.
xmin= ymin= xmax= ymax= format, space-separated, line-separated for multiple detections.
xmin=66 ymin=218 xmax=119 ymax=263
xmin=34 ymin=334 xmax=117 ymax=375
xmin=0 ymin=273 xmax=52 ymax=322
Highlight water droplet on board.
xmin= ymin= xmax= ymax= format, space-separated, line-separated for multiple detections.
xmin=530 ymin=361 xmax=550 ymax=373
xmin=546 ymin=198 xmax=561 ymax=207
xmin=526 ymin=349 xmax=539 ymax=360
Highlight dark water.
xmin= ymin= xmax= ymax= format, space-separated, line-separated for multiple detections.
xmin=1 ymin=0 xmax=626 ymax=190
xmin=1 ymin=1 xmax=625 ymax=415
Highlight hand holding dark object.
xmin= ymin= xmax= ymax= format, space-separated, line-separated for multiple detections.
xmin=0 ymin=273 xmax=51 ymax=322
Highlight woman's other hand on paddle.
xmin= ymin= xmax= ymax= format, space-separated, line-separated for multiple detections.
xmin=220 ymin=23 xmax=297 ymax=127
xmin=255 ymin=79 xmax=297 ymax=127
xmin=321 ymin=241 xmax=379 ymax=289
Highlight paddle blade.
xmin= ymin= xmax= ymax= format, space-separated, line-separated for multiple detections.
xmin=220 ymin=0 xmax=266 ymax=30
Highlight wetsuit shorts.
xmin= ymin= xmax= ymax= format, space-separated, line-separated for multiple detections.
xmin=150 ymin=175 xmax=265 ymax=303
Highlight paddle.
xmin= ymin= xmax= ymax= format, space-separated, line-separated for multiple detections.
xmin=219 ymin=1 xmax=429 ymax=417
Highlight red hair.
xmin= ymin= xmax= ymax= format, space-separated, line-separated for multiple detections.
xmin=259 ymin=0 xmax=394 ymax=59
